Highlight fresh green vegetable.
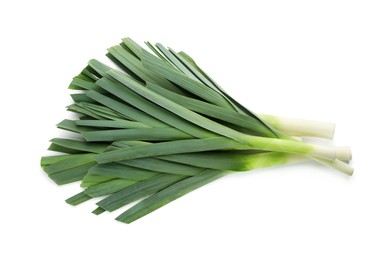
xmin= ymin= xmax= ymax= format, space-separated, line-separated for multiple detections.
xmin=41 ymin=38 xmax=353 ymax=224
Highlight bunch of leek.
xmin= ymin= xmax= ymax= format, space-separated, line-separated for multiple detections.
xmin=41 ymin=38 xmax=353 ymax=224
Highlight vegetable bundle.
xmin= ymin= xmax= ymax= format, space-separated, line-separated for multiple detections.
xmin=41 ymin=38 xmax=353 ymax=224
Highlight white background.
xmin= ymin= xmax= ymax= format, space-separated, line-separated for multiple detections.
xmin=1 ymin=0 xmax=391 ymax=259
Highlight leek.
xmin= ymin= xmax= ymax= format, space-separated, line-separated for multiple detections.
xmin=41 ymin=37 xmax=353 ymax=224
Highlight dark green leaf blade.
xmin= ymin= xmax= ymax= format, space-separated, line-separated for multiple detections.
xmin=97 ymin=174 xmax=186 ymax=212
xmin=116 ymin=169 xmax=226 ymax=224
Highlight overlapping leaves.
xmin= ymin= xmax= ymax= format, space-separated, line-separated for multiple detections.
xmin=41 ymin=38 xmax=349 ymax=223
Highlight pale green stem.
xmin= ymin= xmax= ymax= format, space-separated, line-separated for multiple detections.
xmin=249 ymin=152 xmax=353 ymax=176
xmin=240 ymin=135 xmax=336 ymax=161
xmin=247 ymin=152 xmax=307 ymax=170
xmin=256 ymin=116 xmax=353 ymax=175
xmin=288 ymin=136 xmax=353 ymax=175
xmin=259 ymin=114 xmax=336 ymax=139
xmin=301 ymin=136 xmax=352 ymax=161
xmin=312 ymin=158 xmax=354 ymax=176
xmin=241 ymin=133 xmax=353 ymax=175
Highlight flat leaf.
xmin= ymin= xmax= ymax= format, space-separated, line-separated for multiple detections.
xmin=94 ymin=137 xmax=250 ymax=164
xmin=83 ymin=128 xmax=192 ymax=142
xmin=66 ymin=192 xmax=92 ymax=206
xmin=97 ymin=174 xmax=185 ymax=212
xmin=84 ymin=179 xmax=136 ymax=197
xmin=116 ymin=169 xmax=226 ymax=224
